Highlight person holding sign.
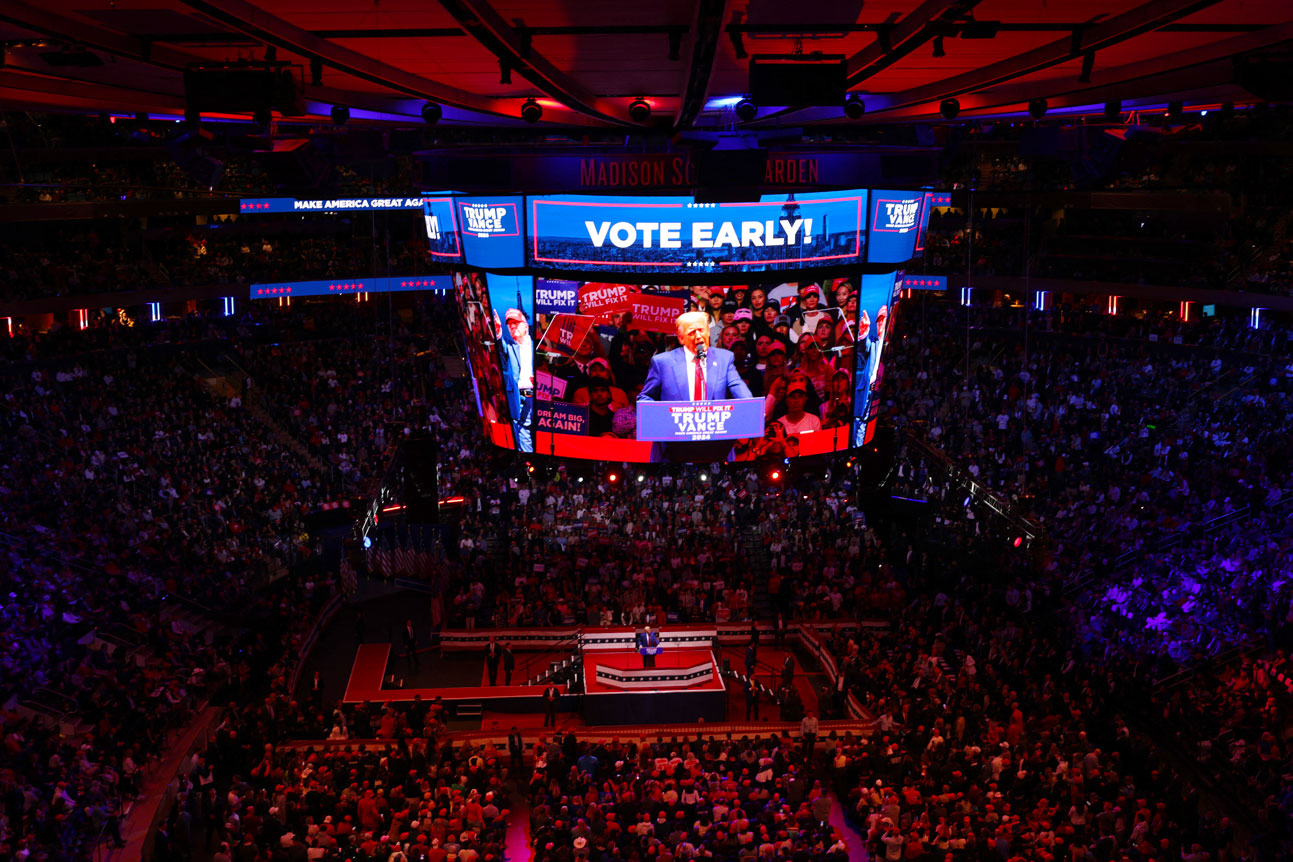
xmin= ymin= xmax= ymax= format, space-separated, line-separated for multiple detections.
xmin=637 ymin=312 xmax=752 ymax=403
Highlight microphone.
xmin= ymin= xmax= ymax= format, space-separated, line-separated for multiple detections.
xmin=696 ymin=344 xmax=707 ymax=361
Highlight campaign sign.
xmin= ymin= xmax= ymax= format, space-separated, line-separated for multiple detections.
xmin=867 ymin=189 xmax=925 ymax=264
xmin=630 ymin=294 xmax=687 ymax=334
xmin=538 ymin=314 xmax=598 ymax=359
xmin=637 ymin=398 xmax=765 ymax=442
xmin=457 ymin=195 xmax=526 ymax=269
xmin=535 ymin=279 xmax=579 ymax=314
xmin=536 ymin=370 xmax=567 ymax=401
xmin=422 ymin=197 xmax=462 ymax=260
xmin=536 ymin=402 xmax=589 ymax=434
xmin=528 ymin=192 xmax=868 ymax=274
xmin=579 ymin=283 xmax=633 ymax=321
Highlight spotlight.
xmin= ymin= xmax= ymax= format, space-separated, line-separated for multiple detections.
xmin=636 ymin=474 xmax=645 ymax=483
xmin=770 ymin=470 xmax=781 ymax=481
xmin=735 ymin=98 xmax=757 ymax=122
xmin=940 ymin=98 xmax=960 ymax=120
xmin=330 ymin=105 xmax=349 ymax=125
xmin=520 ymin=98 xmax=542 ymax=123
xmin=700 ymin=473 xmax=708 ymax=482
xmin=421 ymin=102 xmax=442 ymax=125
xmin=1028 ymin=99 xmax=1048 ymax=119
xmin=843 ymin=95 xmax=865 ymax=120
xmin=628 ymin=97 xmax=651 ymax=123
xmin=932 ymin=36 xmax=945 ymax=58
xmin=1103 ymin=99 xmax=1121 ymax=121
xmin=608 ymin=472 xmax=619 ymax=483
xmin=963 ymin=496 xmax=972 ymax=507
xmin=1013 ymin=536 xmax=1024 ymax=548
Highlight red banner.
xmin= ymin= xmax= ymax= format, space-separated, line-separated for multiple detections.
xmin=629 ymin=294 xmax=687 ymax=334
xmin=578 ymin=282 xmax=632 ymax=322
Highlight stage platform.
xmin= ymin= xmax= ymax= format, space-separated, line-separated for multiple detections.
xmin=583 ymin=648 xmax=726 ymax=725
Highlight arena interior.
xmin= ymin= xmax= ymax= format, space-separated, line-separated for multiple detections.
xmin=3 ymin=1 xmax=1293 ymax=861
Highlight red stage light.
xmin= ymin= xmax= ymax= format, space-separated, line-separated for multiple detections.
xmin=1013 ymin=537 xmax=1024 ymax=548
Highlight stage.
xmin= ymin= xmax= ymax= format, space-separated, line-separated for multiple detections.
xmin=582 ymin=648 xmax=726 ymax=725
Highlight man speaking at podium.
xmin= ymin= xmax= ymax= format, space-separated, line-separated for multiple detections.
xmin=638 ymin=311 xmax=753 ymax=461
xmin=636 ymin=626 xmax=661 ymax=668
xmin=638 ymin=311 xmax=753 ymax=403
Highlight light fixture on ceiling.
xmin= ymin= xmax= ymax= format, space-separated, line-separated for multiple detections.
xmin=940 ymin=98 xmax=960 ymax=119
xmin=628 ymin=98 xmax=651 ymax=123
xmin=932 ymin=36 xmax=946 ymax=58
xmin=1103 ymin=99 xmax=1121 ymax=121
xmin=520 ymin=98 xmax=542 ymax=123
xmin=330 ymin=105 xmax=349 ymax=125
xmin=843 ymin=94 xmax=865 ymax=119
xmin=1028 ymin=99 xmax=1048 ymax=119
xmin=421 ymin=102 xmax=442 ymax=124
xmin=735 ymin=98 xmax=757 ymax=122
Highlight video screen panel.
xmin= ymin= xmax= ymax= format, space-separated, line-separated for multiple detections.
xmin=522 ymin=279 xmax=865 ymax=461
xmin=867 ymin=189 xmax=925 ymax=264
xmin=851 ymin=271 xmax=903 ymax=447
xmin=527 ymin=191 xmax=868 ymax=275
xmin=451 ymin=271 xmax=515 ymax=449
xmin=457 ymin=195 xmax=526 ymax=270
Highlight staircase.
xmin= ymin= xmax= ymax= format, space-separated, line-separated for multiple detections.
xmin=740 ymin=526 xmax=773 ymax=618
xmin=528 ymin=653 xmax=582 ymax=687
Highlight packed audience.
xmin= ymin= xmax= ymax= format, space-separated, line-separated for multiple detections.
xmin=3 ymin=279 xmax=1292 ymax=862
xmin=0 ymin=226 xmax=439 ymax=302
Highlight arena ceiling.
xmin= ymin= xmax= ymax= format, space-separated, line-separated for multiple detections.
xmin=0 ymin=0 xmax=1290 ymax=131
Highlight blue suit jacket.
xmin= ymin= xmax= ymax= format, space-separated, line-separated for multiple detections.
xmin=637 ymin=347 xmax=753 ymax=402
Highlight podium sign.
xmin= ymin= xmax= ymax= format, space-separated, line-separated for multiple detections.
xmin=637 ymin=398 xmax=765 ymax=442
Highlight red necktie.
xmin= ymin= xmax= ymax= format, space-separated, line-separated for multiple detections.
xmin=693 ymin=355 xmax=706 ymax=401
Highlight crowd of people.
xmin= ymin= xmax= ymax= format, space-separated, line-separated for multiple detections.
xmin=0 ymin=305 xmax=418 ymax=861
xmin=2 ymin=268 xmax=1292 ymax=862
xmin=0 ymin=225 xmax=438 ymax=303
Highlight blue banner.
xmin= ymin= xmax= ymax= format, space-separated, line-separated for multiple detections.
xmin=536 ymin=402 xmax=589 ymax=434
xmin=527 ymin=191 xmax=868 ymax=274
xmin=899 ymin=274 xmax=947 ymax=290
xmin=866 ymin=189 xmax=925 ymax=264
xmin=249 ymin=275 xmax=451 ymax=299
xmin=422 ymin=197 xmax=462 ymax=261
xmin=534 ymin=279 xmax=580 ymax=314
xmin=239 ymin=196 xmax=430 ymax=213
xmin=637 ymin=398 xmax=766 ymax=442
xmin=457 ymin=195 xmax=526 ymax=269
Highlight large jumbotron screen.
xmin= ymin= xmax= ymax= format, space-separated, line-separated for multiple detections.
xmin=454 ymin=270 xmax=902 ymax=462
xmin=441 ymin=188 xmax=927 ymax=463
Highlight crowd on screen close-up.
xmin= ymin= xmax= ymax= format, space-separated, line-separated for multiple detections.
xmin=2 ymin=106 xmax=1293 ymax=862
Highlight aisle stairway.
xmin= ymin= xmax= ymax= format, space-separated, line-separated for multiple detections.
xmin=740 ymin=525 xmax=773 ymax=617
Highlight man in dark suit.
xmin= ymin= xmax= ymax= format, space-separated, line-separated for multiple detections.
xmin=638 ymin=312 xmax=753 ymax=403
xmin=636 ymin=626 xmax=660 ymax=669
xmin=638 ymin=311 xmax=755 ymax=462
xmin=508 ymin=727 xmax=524 ymax=768
xmin=485 ymin=638 xmax=500 ymax=686
xmin=781 ymin=654 xmax=794 ymax=689
xmin=503 ymin=644 xmax=515 ymax=685
xmin=402 ymin=619 xmax=419 ymax=669
xmin=542 ymin=684 xmax=559 ymax=728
